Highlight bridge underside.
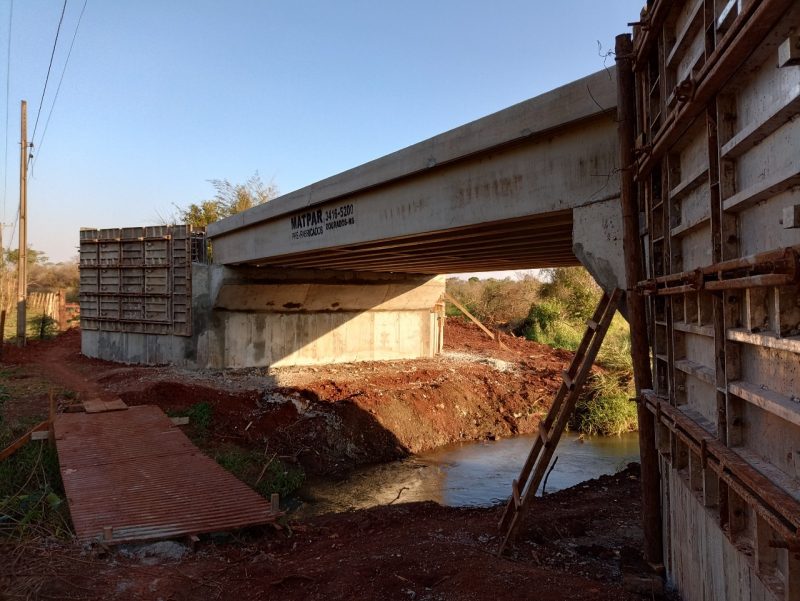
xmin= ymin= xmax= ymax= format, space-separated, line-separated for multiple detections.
xmin=207 ymin=69 xmax=622 ymax=284
xmin=236 ymin=209 xmax=578 ymax=273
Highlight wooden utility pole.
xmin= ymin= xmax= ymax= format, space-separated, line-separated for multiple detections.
xmin=17 ymin=100 xmax=28 ymax=345
xmin=615 ymin=34 xmax=663 ymax=569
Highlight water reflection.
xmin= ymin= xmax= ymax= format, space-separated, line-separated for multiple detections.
xmin=297 ymin=432 xmax=640 ymax=517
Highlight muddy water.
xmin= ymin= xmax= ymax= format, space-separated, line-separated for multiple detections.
xmin=296 ymin=432 xmax=640 ymax=517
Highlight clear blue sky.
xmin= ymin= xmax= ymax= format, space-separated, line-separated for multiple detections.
xmin=1 ymin=0 xmax=641 ymax=262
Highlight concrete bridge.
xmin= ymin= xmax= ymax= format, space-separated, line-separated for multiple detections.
xmin=82 ymin=69 xmax=625 ymax=369
xmin=207 ymin=68 xmax=623 ymax=289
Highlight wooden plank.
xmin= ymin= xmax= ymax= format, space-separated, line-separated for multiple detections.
xmin=669 ymin=166 xmax=709 ymax=203
xmin=665 ymin=0 xmax=704 ymax=68
xmin=728 ymin=380 xmax=800 ymax=428
xmin=82 ymin=400 xmax=107 ymax=413
xmin=674 ymin=358 xmax=716 ymax=386
xmin=723 ymin=164 xmax=800 ymax=213
xmin=721 ymin=88 xmax=800 ymax=159
xmin=671 ymin=214 xmax=710 ymax=238
xmin=83 ymin=398 xmax=128 ymax=414
xmin=727 ymin=328 xmax=800 ymax=355
xmin=0 ymin=421 xmax=49 ymax=462
xmin=104 ymin=399 xmax=128 ymax=411
xmin=673 ymin=321 xmax=714 ymax=337
xmin=444 ymin=292 xmax=508 ymax=350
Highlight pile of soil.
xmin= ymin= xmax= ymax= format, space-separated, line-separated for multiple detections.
xmin=1 ymin=320 xmax=575 ymax=475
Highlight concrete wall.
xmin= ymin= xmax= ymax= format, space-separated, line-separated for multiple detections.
xmin=662 ymin=459 xmax=775 ymax=601
xmin=82 ymin=264 xmax=445 ymax=369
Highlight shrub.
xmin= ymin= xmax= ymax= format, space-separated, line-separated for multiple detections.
xmin=571 ymin=373 xmax=638 ymax=436
xmin=523 ymin=300 xmax=561 ymax=342
xmin=539 ymin=267 xmax=601 ymax=321
xmin=446 ymin=274 xmax=540 ymax=324
xmin=168 ymin=401 xmax=213 ymax=441
xmin=214 ymin=445 xmax=305 ymax=499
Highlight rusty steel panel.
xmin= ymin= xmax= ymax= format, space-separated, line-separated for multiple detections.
xmin=54 ymin=405 xmax=274 ymax=544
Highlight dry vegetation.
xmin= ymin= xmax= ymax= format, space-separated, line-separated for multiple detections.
xmin=0 ymin=249 xmax=78 ymax=340
xmin=447 ymin=267 xmax=637 ymax=436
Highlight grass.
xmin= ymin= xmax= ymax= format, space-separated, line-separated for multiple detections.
xmin=168 ymin=401 xmax=306 ymax=500
xmin=168 ymin=401 xmax=214 ymax=441
xmin=522 ymin=297 xmax=637 ymax=437
xmin=0 ymin=422 xmax=72 ymax=540
xmin=214 ymin=445 xmax=305 ymax=499
xmin=1 ymin=374 xmax=72 ymax=539
xmin=572 ymin=373 xmax=638 ymax=437
xmin=1 ymin=309 xmax=60 ymax=342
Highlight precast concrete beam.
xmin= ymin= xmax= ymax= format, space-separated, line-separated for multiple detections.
xmin=207 ymin=69 xmax=623 ymax=285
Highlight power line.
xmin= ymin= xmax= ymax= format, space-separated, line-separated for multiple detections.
xmin=2 ymin=0 xmax=12 ymax=222
xmin=5 ymin=206 xmax=19 ymax=254
xmin=30 ymin=0 xmax=67 ymax=148
xmin=31 ymin=0 xmax=88 ymax=171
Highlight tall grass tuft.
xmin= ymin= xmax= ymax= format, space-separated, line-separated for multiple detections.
xmin=518 ymin=269 xmax=638 ymax=436
xmin=0 ymin=423 xmax=72 ymax=539
xmin=572 ymin=373 xmax=637 ymax=436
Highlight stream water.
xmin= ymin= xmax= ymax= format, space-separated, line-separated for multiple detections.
xmin=296 ymin=431 xmax=640 ymax=517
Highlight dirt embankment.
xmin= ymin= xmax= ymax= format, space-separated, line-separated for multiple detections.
xmin=2 ymin=320 xmax=572 ymax=475
xmin=0 ymin=325 xmax=670 ymax=600
xmin=1 ymin=465 xmax=667 ymax=601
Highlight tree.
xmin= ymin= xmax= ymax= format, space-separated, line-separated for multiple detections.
xmin=176 ymin=172 xmax=278 ymax=229
xmin=5 ymin=247 xmax=48 ymax=266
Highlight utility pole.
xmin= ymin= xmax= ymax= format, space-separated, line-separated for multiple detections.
xmin=17 ymin=100 xmax=27 ymax=345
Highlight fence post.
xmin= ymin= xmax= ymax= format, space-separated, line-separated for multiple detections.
xmin=57 ymin=289 xmax=67 ymax=331
xmin=0 ymin=309 xmax=5 ymax=359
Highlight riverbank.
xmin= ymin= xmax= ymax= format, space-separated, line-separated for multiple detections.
xmin=1 ymin=320 xmax=577 ymax=477
xmin=1 ymin=465 xmax=670 ymax=601
xmin=0 ymin=324 xmax=669 ymax=600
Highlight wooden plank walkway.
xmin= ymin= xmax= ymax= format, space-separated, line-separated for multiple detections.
xmin=54 ymin=405 xmax=276 ymax=543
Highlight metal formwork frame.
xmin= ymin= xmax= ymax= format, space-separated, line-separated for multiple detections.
xmin=79 ymin=225 xmax=199 ymax=336
xmin=628 ymin=1 xmax=800 ymax=598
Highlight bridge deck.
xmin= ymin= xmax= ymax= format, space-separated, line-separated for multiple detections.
xmin=54 ymin=405 xmax=275 ymax=543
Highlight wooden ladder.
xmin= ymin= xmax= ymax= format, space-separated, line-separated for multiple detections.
xmin=497 ymin=288 xmax=622 ymax=554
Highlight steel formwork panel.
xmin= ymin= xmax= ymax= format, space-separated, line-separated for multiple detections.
xmin=632 ymin=1 xmax=800 ymax=599
xmin=79 ymin=225 xmax=198 ymax=336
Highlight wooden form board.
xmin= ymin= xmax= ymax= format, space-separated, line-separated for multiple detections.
xmin=78 ymin=225 xmax=203 ymax=336
xmin=632 ymin=2 xmax=800 ymax=600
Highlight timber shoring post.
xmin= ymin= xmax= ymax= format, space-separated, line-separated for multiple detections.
xmin=616 ymin=33 xmax=664 ymax=569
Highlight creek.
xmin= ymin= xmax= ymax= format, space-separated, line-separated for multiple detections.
xmin=296 ymin=431 xmax=640 ymax=517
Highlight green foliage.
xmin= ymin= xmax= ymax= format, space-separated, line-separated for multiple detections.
xmin=538 ymin=267 xmax=602 ymax=321
xmin=596 ymin=315 xmax=634 ymax=374
xmin=31 ymin=313 xmax=58 ymax=340
xmin=522 ymin=300 xmax=561 ymax=344
xmin=177 ymin=172 xmax=278 ymax=228
xmin=4 ymin=247 xmax=48 ymax=266
xmin=214 ymin=445 xmax=305 ymax=499
xmin=168 ymin=401 xmax=213 ymax=440
xmin=571 ymin=373 xmax=638 ymax=437
xmin=0 ymin=425 xmax=72 ymax=539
